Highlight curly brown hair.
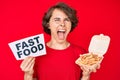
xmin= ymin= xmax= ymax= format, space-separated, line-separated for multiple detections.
xmin=42 ymin=2 xmax=78 ymax=35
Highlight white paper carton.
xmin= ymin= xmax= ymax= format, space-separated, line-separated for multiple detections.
xmin=75 ymin=34 xmax=110 ymax=68
xmin=88 ymin=34 xmax=110 ymax=56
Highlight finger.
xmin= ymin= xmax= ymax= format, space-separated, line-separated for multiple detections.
xmin=90 ymin=64 xmax=100 ymax=73
xmin=22 ymin=57 xmax=35 ymax=71
xmin=21 ymin=56 xmax=34 ymax=67
xmin=24 ymin=58 xmax=35 ymax=72
xmin=97 ymin=64 xmax=101 ymax=69
xmin=91 ymin=68 xmax=97 ymax=73
xmin=20 ymin=57 xmax=35 ymax=71
xmin=82 ymin=65 xmax=89 ymax=72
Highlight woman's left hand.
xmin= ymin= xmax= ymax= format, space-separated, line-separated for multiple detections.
xmin=81 ymin=63 xmax=101 ymax=76
xmin=80 ymin=63 xmax=100 ymax=80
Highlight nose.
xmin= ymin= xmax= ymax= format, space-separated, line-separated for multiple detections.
xmin=60 ymin=21 xmax=65 ymax=27
xmin=60 ymin=24 xmax=65 ymax=27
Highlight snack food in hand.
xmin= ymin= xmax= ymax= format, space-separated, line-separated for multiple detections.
xmin=75 ymin=53 xmax=103 ymax=66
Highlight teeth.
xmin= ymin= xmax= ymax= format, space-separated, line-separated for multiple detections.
xmin=58 ymin=30 xmax=65 ymax=32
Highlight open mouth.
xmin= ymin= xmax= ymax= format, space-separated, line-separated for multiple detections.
xmin=57 ymin=30 xmax=66 ymax=40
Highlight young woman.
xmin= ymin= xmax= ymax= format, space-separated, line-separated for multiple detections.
xmin=20 ymin=2 xmax=100 ymax=80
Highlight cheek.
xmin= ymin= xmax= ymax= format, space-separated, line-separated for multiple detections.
xmin=49 ymin=22 xmax=58 ymax=29
xmin=49 ymin=24 xmax=57 ymax=33
xmin=67 ymin=24 xmax=72 ymax=32
xmin=49 ymin=23 xmax=53 ymax=30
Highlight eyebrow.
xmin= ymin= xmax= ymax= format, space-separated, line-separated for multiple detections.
xmin=53 ymin=17 xmax=70 ymax=20
xmin=54 ymin=17 xmax=60 ymax=20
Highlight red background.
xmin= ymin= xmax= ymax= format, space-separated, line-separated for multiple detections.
xmin=0 ymin=0 xmax=119 ymax=80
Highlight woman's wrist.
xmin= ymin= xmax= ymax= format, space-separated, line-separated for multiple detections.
xmin=82 ymin=71 xmax=90 ymax=76
xmin=81 ymin=76 xmax=90 ymax=80
xmin=81 ymin=74 xmax=90 ymax=80
xmin=25 ymin=69 xmax=34 ymax=75
xmin=24 ymin=72 xmax=33 ymax=80
xmin=81 ymin=71 xmax=90 ymax=80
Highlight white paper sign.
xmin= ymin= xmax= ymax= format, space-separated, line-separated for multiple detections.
xmin=8 ymin=34 xmax=46 ymax=60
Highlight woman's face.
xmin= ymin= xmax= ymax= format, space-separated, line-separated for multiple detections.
xmin=48 ymin=9 xmax=72 ymax=43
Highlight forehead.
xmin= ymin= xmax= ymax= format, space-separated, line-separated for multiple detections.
xmin=51 ymin=9 xmax=68 ymax=18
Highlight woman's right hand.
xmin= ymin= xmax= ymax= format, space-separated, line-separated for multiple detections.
xmin=20 ymin=57 xmax=35 ymax=75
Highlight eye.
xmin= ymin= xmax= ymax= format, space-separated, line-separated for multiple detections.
xmin=53 ymin=18 xmax=61 ymax=24
xmin=64 ymin=18 xmax=70 ymax=22
xmin=54 ymin=18 xmax=60 ymax=22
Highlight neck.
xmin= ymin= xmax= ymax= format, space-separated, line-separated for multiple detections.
xmin=46 ymin=40 xmax=70 ymax=50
